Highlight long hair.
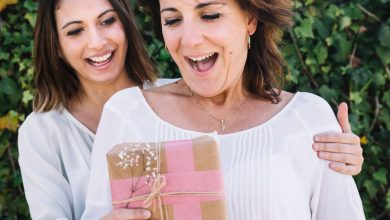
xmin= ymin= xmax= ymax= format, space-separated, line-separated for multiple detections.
xmin=33 ymin=0 xmax=156 ymax=112
xmin=139 ymin=0 xmax=293 ymax=103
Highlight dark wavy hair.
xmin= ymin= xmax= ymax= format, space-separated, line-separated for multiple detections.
xmin=139 ymin=0 xmax=293 ymax=103
xmin=33 ymin=0 xmax=156 ymax=112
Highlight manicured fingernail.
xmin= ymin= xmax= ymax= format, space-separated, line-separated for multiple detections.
xmin=314 ymin=136 xmax=320 ymax=142
xmin=313 ymin=144 xmax=319 ymax=150
xmin=144 ymin=210 xmax=151 ymax=219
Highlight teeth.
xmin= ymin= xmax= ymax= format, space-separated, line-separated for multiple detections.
xmin=188 ymin=53 xmax=215 ymax=62
xmin=89 ymin=52 xmax=112 ymax=62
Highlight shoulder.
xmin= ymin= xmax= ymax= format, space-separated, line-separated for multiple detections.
xmin=291 ymin=92 xmax=335 ymax=115
xmin=19 ymin=110 xmax=65 ymax=134
xmin=103 ymin=87 xmax=144 ymax=115
xmin=288 ymin=92 xmax=340 ymax=132
xmin=143 ymin=81 xmax=185 ymax=107
xmin=18 ymin=110 xmax=66 ymax=157
xmin=144 ymin=78 xmax=180 ymax=89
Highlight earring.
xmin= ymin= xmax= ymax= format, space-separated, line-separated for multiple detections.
xmin=247 ymin=34 xmax=251 ymax=49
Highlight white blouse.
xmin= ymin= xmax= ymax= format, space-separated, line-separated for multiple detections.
xmin=83 ymin=87 xmax=365 ymax=220
xmin=18 ymin=79 xmax=176 ymax=220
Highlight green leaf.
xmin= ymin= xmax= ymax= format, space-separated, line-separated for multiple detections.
xmin=23 ymin=0 xmax=38 ymax=12
xmin=313 ymin=19 xmax=330 ymax=38
xmin=332 ymin=33 xmax=352 ymax=62
xmin=383 ymin=91 xmax=390 ymax=108
xmin=0 ymin=78 xmax=17 ymax=96
xmin=24 ymin=12 xmax=36 ymax=28
xmin=386 ymin=190 xmax=390 ymax=210
xmin=325 ymin=4 xmax=341 ymax=19
xmin=379 ymin=25 xmax=390 ymax=47
xmin=294 ymin=17 xmax=315 ymax=39
xmin=22 ymin=90 xmax=33 ymax=105
xmin=376 ymin=46 xmax=390 ymax=64
xmin=373 ymin=168 xmax=388 ymax=185
xmin=340 ymin=16 xmax=351 ymax=30
xmin=372 ymin=72 xmax=386 ymax=87
xmin=350 ymin=92 xmax=363 ymax=104
xmin=319 ymin=85 xmax=337 ymax=101
xmin=314 ymin=43 xmax=328 ymax=64
xmin=364 ymin=180 xmax=378 ymax=199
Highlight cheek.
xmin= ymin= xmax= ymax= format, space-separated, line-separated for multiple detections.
xmin=59 ymin=38 xmax=84 ymax=63
xmin=162 ymin=29 xmax=178 ymax=50
xmin=114 ymin=24 xmax=127 ymax=44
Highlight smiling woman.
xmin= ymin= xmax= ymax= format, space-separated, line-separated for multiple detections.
xmin=17 ymin=0 xmax=155 ymax=219
xmin=32 ymin=0 xmax=155 ymax=114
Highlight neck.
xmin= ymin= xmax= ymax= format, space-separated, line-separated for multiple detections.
xmin=183 ymin=80 xmax=247 ymax=108
xmin=68 ymin=75 xmax=134 ymax=133
xmin=183 ymin=80 xmax=249 ymax=132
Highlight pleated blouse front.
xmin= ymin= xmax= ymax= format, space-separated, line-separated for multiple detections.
xmin=83 ymin=87 xmax=365 ymax=220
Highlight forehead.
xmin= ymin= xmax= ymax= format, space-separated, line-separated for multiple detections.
xmin=55 ymin=0 xmax=113 ymax=22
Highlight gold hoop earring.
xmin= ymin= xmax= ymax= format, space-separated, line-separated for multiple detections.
xmin=247 ymin=34 xmax=251 ymax=49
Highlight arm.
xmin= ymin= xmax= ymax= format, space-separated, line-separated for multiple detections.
xmin=82 ymin=89 xmax=151 ymax=220
xmin=18 ymin=115 xmax=74 ymax=220
xmin=311 ymin=160 xmax=365 ymax=220
xmin=313 ymin=103 xmax=364 ymax=175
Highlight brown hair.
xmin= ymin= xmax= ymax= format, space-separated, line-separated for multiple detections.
xmin=139 ymin=0 xmax=293 ymax=103
xmin=33 ymin=0 xmax=156 ymax=112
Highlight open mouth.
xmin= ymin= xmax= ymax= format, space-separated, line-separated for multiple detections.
xmin=86 ymin=50 xmax=115 ymax=67
xmin=186 ymin=53 xmax=218 ymax=72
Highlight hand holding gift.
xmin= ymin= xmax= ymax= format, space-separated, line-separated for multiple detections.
xmin=106 ymin=136 xmax=227 ymax=220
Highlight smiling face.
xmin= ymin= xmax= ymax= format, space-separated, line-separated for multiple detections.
xmin=160 ymin=0 xmax=257 ymax=97
xmin=55 ymin=0 xmax=129 ymax=88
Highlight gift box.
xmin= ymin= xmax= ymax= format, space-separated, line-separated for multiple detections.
xmin=106 ymin=136 xmax=227 ymax=220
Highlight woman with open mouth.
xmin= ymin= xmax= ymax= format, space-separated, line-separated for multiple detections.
xmin=18 ymin=0 xmax=364 ymax=219
xmin=83 ymin=0 xmax=365 ymax=219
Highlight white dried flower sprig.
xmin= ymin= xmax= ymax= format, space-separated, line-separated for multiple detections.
xmin=115 ymin=143 xmax=159 ymax=186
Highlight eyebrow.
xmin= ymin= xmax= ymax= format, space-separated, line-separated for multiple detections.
xmin=61 ymin=8 xmax=115 ymax=30
xmin=160 ymin=1 xmax=225 ymax=13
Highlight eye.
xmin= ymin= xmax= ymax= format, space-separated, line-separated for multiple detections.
xmin=66 ymin=28 xmax=83 ymax=36
xmin=202 ymin=13 xmax=221 ymax=21
xmin=101 ymin=16 xmax=116 ymax=26
xmin=163 ymin=18 xmax=182 ymax=27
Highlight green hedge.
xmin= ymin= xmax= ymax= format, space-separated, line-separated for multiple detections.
xmin=0 ymin=0 xmax=389 ymax=219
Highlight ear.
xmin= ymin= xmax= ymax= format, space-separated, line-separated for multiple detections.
xmin=246 ymin=13 xmax=258 ymax=35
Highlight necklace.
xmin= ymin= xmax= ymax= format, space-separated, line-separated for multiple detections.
xmin=187 ymin=87 xmax=248 ymax=132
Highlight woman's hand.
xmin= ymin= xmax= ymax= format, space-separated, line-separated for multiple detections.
xmin=313 ymin=103 xmax=364 ymax=175
xmin=101 ymin=208 xmax=151 ymax=220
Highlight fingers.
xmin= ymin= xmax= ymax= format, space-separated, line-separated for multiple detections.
xmin=337 ymin=102 xmax=352 ymax=133
xmin=314 ymin=132 xmax=360 ymax=145
xmin=329 ymin=162 xmax=362 ymax=176
xmin=101 ymin=208 xmax=151 ymax=220
xmin=317 ymin=151 xmax=364 ymax=167
xmin=313 ymin=142 xmax=363 ymax=155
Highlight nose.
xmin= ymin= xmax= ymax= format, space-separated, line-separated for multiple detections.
xmin=87 ymin=27 xmax=107 ymax=50
xmin=180 ymin=20 xmax=204 ymax=48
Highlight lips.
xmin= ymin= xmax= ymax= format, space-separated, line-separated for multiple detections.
xmin=186 ymin=53 xmax=218 ymax=72
xmin=86 ymin=50 xmax=115 ymax=67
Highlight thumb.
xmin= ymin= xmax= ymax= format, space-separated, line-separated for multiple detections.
xmin=337 ymin=102 xmax=352 ymax=133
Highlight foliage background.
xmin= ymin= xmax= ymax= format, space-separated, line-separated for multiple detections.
xmin=0 ymin=0 xmax=389 ymax=219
